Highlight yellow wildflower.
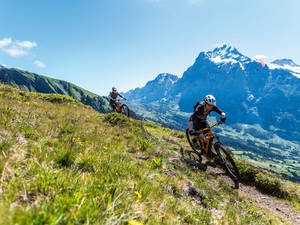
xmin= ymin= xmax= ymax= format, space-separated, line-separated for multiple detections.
xmin=128 ymin=220 xmax=144 ymax=225
xmin=103 ymin=146 xmax=108 ymax=150
xmin=134 ymin=191 xmax=142 ymax=199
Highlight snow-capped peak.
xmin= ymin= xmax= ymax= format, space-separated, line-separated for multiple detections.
xmin=268 ymin=58 xmax=300 ymax=78
xmin=213 ymin=43 xmax=237 ymax=53
xmin=0 ymin=64 xmax=7 ymax=69
xmin=205 ymin=43 xmax=250 ymax=69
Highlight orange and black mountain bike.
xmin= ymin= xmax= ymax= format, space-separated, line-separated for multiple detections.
xmin=113 ymin=99 xmax=130 ymax=117
xmin=184 ymin=121 xmax=240 ymax=184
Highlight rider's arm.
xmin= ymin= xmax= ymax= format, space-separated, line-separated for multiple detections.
xmin=212 ymin=105 xmax=223 ymax=115
xmin=118 ymin=92 xmax=126 ymax=99
xmin=212 ymin=106 xmax=226 ymax=121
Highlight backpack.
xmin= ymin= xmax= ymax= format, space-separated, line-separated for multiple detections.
xmin=193 ymin=101 xmax=201 ymax=111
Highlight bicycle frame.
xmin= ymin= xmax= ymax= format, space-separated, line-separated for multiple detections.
xmin=116 ymin=100 xmax=121 ymax=113
xmin=194 ymin=121 xmax=222 ymax=154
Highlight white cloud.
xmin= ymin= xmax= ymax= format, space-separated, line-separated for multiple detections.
xmin=2 ymin=47 xmax=28 ymax=57
xmin=0 ymin=37 xmax=37 ymax=57
xmin=253 ymin=55 xmax=268 ymax=59
xmin=0 ymin=38 xmax=12 ymax=48
xmin=16 ymin=40 xmax=37 ymax=49
xmin=34 ymin=60 xmax=46 ymax=68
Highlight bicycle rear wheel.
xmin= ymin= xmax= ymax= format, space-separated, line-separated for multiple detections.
xmin=121 ymin=104 xmax=130 ymax=117
xmin=215 ymin=143 xmax=240 ymax=182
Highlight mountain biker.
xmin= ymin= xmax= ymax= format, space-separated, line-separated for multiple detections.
xmin=108 ymin=87 xmax=126 ymax=112
xmin=189 ymin=95 xmax=226 ymax=139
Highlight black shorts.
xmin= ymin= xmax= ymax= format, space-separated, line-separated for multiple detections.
xmin=110 ymin=99 xmax=117 ymax=109
xmin=189 ymin=114 xmax=209 ymax=132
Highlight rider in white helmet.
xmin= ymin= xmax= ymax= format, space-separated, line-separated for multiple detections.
xmin=108 ymin=87 xmax=126 ymax=112
xmin=189 ymin=94 xmax=226 ymax=136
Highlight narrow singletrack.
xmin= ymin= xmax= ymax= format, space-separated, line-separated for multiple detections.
xmin=205 ymin=158 xmax=300 ymax=225
xmin=178 ymin=147 xmax=299 ymax=224
xmin=149 ymin=126 xmax=300 ymax=224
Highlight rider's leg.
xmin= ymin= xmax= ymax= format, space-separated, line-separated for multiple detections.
xmin=189 ymin=120 xmax=193 ymax=131
xmin=189 ymin=116 xmax=198 ymax=143
xmin=110 ymin=100 xmax=117 ymax=112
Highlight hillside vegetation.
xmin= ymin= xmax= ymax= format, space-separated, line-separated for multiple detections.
xmin=0 ymin=84 xmax=299 ymax=224
xmin=0 ymin=67 xmax=111 ymax=113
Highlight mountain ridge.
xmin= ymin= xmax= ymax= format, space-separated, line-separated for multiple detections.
xmin=0 ymin=67 xmax=111 ymax=113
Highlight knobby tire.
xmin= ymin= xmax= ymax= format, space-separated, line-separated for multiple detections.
xmin=121 ymin=104 xmax=130 ymax=117
xmin=215 ymin=143 xmax=240 ymax=182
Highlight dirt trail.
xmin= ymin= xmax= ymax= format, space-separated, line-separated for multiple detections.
xmin=204 ymin=158 xmax=300 ymax=225
xmin=154 ymin=130 xmax=300 ymax=223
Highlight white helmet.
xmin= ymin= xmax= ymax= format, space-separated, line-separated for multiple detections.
xmin=204 ymin=95 xmax=216 ymax=106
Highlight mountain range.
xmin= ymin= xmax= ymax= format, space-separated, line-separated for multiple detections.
xmin=125 ymin=44 xmax=300 ymax=143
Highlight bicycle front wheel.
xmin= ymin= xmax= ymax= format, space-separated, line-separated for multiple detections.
xmin=121 ymin=104 xmax=130 ymax=117
xmin=215 ymin=143 xmax=240 ymax=182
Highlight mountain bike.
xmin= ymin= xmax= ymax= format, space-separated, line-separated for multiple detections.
xmin=114 ymin=99 xmax=130 ymax=117
xmin=183 ymin=121 xmax=240 ymax=185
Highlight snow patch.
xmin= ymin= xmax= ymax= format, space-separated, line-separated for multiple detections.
xmin=239 ymin=62 xmax=245 ymax=70
xmin=292 ymin=73 xmax=300 ymax=78
xmin=228 ymin=53 xmax=240 ymax=58
xmin=170 ymin=79 xmax=177 ymax=85
xmin=268 ymin=63 xmax=300 ymax=78
xmin=247 ymin=94 xmax=255 ymax=101
xmin=268 ymin=63 xmax=300 ymax=73
xmin=210 ymin=56 xmax=237 ymax=64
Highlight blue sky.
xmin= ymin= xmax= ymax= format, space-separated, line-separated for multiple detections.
xmin=0 ymin=0 xmax=299 ymax=95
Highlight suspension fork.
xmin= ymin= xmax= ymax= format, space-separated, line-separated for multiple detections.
xmin=213 ymin=136 xmax=222 ymax=150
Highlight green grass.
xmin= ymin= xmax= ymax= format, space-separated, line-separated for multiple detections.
xmin=0 ymin=83 xmax=298 ymax=224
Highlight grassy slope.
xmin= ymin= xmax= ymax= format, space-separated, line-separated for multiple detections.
xmin=0 ymin=83 xmax=299 ymax=225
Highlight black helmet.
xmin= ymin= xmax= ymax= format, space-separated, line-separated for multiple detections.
xmin=112 ymin=87 xmax=117 ymax=91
